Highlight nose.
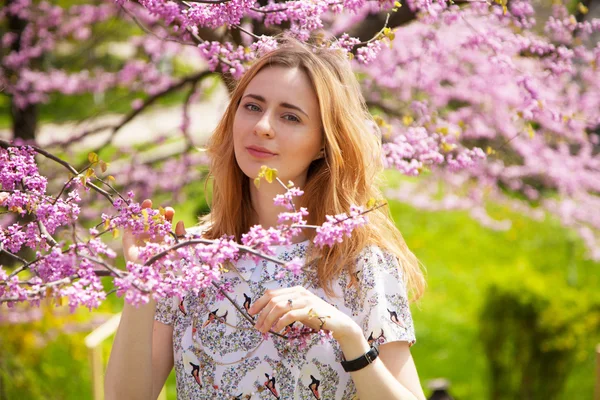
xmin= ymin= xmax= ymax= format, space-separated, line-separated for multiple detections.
xmin=254 ymin=113 xmax=275 ymax=138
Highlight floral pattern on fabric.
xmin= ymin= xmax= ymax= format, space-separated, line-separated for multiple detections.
xmin=155 ymin=231 xmax=416 ymax=400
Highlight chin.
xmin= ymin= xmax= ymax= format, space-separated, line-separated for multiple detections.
xmin=235 ymin=155 xmax=266 ymax=180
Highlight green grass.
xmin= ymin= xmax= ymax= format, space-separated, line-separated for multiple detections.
xmin=1 ymin=171 xmax=598 ymax=399
xmin=388 ymin=198 xmax=599 ymax=399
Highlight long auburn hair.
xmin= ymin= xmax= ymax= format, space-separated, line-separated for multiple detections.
xmin=201 ymin=36 xmax=426 ymax=301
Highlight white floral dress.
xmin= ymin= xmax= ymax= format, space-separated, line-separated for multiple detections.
xmin=155 ymin=236 xmax=416 ymax=400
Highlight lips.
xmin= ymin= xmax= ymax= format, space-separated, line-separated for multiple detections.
xmin=246 ymin=145 xmax=277 ymax=158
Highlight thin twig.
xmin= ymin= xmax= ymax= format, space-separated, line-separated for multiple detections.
xmin=211 ymin=280 xmax=288 ymax=339
xmin=36 ymin=218 xmax=58 ymax=247
xmin=0 ymin=140 xmax=113 ymax=202
xmin=0 ymin=248 xmax=27 ymax=266
xmin=354 ymin=13 xmax=391 ymax=47
xmin=232 ymin=24 xmax=260 ymax=40
xmin=144 ymin=238 xmax=288 ymax=267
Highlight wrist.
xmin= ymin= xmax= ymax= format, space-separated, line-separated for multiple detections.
xmin=335 ymin=322 xmax=370 ymax=361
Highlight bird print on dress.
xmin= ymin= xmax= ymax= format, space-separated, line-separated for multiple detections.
xmin=189 ymin=361 xmax=202 ymax=388
xmin=367 ymin=329 xmax=386 ymax=346
xmin=179 ymin=300 xmax=187 ymax=316
xmin=202 ymin=308 xmax=228 ymax=327
xmin=388 ymin=308 xmax=405 ymax=327
xmin=308 ymin=375 xmax=321 ymax=400
xmin=264 ymin=373 xmax=280 ymax=399
xmin=243 ymin=293 xmax=253 ymax=318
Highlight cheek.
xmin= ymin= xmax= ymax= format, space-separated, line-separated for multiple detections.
xmin=283 ymin=131 xmax=322 ymax=170
xmin=232 ymin=114 xmax=247 ymax=152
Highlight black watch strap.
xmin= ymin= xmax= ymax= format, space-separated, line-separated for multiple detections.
xmin=340 ymin=345 xmax=379 ymax=372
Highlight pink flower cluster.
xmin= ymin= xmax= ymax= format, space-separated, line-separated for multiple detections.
xmin=0 ymin=146 xmax=81 ymax=253
xmin=1 ymin=147 xmax=373 ymax=314
xmin=241 ymin=185 xmax=309 ymax=257
xmin=105 ymin=191 xmax=172 ymax=240
xmin=363 ymin=4 xmax=600 ymax=259
xmin=284 ymin=323 xmax=333 ymax=350
xmin=314 ymin=206 xmax=368 ymax=248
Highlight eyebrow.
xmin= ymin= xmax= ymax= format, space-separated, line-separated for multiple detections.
xmin=242 ymin=94 xmax=309 ymax=119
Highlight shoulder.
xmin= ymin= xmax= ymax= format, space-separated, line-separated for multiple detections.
xmin=354 ymin=244 xmax=401 ymax=273
xmin=350 ymin=244 xmax=408 ymax=291
xmin=185 ymin=222 xmax=211 ymax=237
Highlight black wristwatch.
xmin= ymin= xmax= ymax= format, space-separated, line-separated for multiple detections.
xmin=340 ymin=345 xmax=379 ymax=372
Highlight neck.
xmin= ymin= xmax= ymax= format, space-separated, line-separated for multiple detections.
xmin=249 ymin=178 xmax=308 ymax=243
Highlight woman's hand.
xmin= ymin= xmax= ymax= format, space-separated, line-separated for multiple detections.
xmin=248 ymin=286 xmax=361 ymax=342
xmin=121 ymin=198 xmax=186 ymax=264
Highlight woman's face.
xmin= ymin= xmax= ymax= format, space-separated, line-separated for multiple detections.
xmin=233 ymin=66 xmax=324 ymax=187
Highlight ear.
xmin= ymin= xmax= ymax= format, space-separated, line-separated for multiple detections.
xmin=312 ymin=148 xmax=325 ymax=161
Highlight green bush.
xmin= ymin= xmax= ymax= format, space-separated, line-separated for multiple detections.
xmin=0 ymin=301 xmax=94 ymax=399
xmin=479 ymin=267 xmax=600 ymax=400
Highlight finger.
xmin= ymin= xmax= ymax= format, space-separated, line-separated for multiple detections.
xmin=273 ymin=308 xmax=311 ymax=333
xmin=141 ymin=199 xmax=152 ymax=209
xmin=175 ymin=220 xmax=186 ymax=237
xmin=164 ymin=206 xmax=175 ymax=222
xmin=255 ymin=294 xmax=301 ymax=333
xmin=248 ymin=287 xmax=300 ymax=315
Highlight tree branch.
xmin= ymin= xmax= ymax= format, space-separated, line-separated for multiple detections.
xmin=0 ymin=139 xmax=114 ymax=202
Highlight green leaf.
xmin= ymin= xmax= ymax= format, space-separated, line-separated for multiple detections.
xmin=88 ymin=152 xmax=99 ymax=164
xmin=99 ymin=160 xmax=108 ymax=173
xmin=259 ymin=165 xmax=268 ymax=177
xmin=265 ymin=167 xmax=277 ymax=183
xmin=526 ymin=123 xmax=535 ymax=138
xmin=441 ymin=142 xmax=457 ymax=152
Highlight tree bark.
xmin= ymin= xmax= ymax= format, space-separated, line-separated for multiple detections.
xmin=6 ymin=0 xmax=38 ymax=142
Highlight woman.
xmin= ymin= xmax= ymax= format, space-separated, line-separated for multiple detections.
xmin=105 ymin=36 xmax=427 ymax=400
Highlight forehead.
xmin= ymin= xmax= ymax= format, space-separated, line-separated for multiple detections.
xmin=243 ymin=66 xmax=319 ymax=109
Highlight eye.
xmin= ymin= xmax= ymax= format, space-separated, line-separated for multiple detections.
xmin=244 ymin=103 xmax=261 ymax=112
xmin=283 ymin=114 xmax=301 ymax=123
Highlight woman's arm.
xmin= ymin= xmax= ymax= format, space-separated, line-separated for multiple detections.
xmin=337 ymin=325 xmax=427 ymax=400
xmin=105 ymin=200 xmax=181 ymax=400
xmin=105 ymin=299 xmax=172 ymax=400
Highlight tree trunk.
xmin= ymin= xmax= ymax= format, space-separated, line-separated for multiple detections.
xmin=7 ymin=0 xmax=38 ymax=142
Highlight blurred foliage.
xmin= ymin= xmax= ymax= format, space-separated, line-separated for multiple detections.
xmin=0 ymin=299 xmax=94 ymax=399
xmin=480 ymin=267 xmax=600 ymax=399
xmin=385 ymin=171 xmax=599 ymax=400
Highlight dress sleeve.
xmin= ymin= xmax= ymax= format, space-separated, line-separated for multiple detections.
xmin=343 ymin=245 xmax=416 ymax=348
xmin=154 ymin=295 xmax=177 ymax=326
